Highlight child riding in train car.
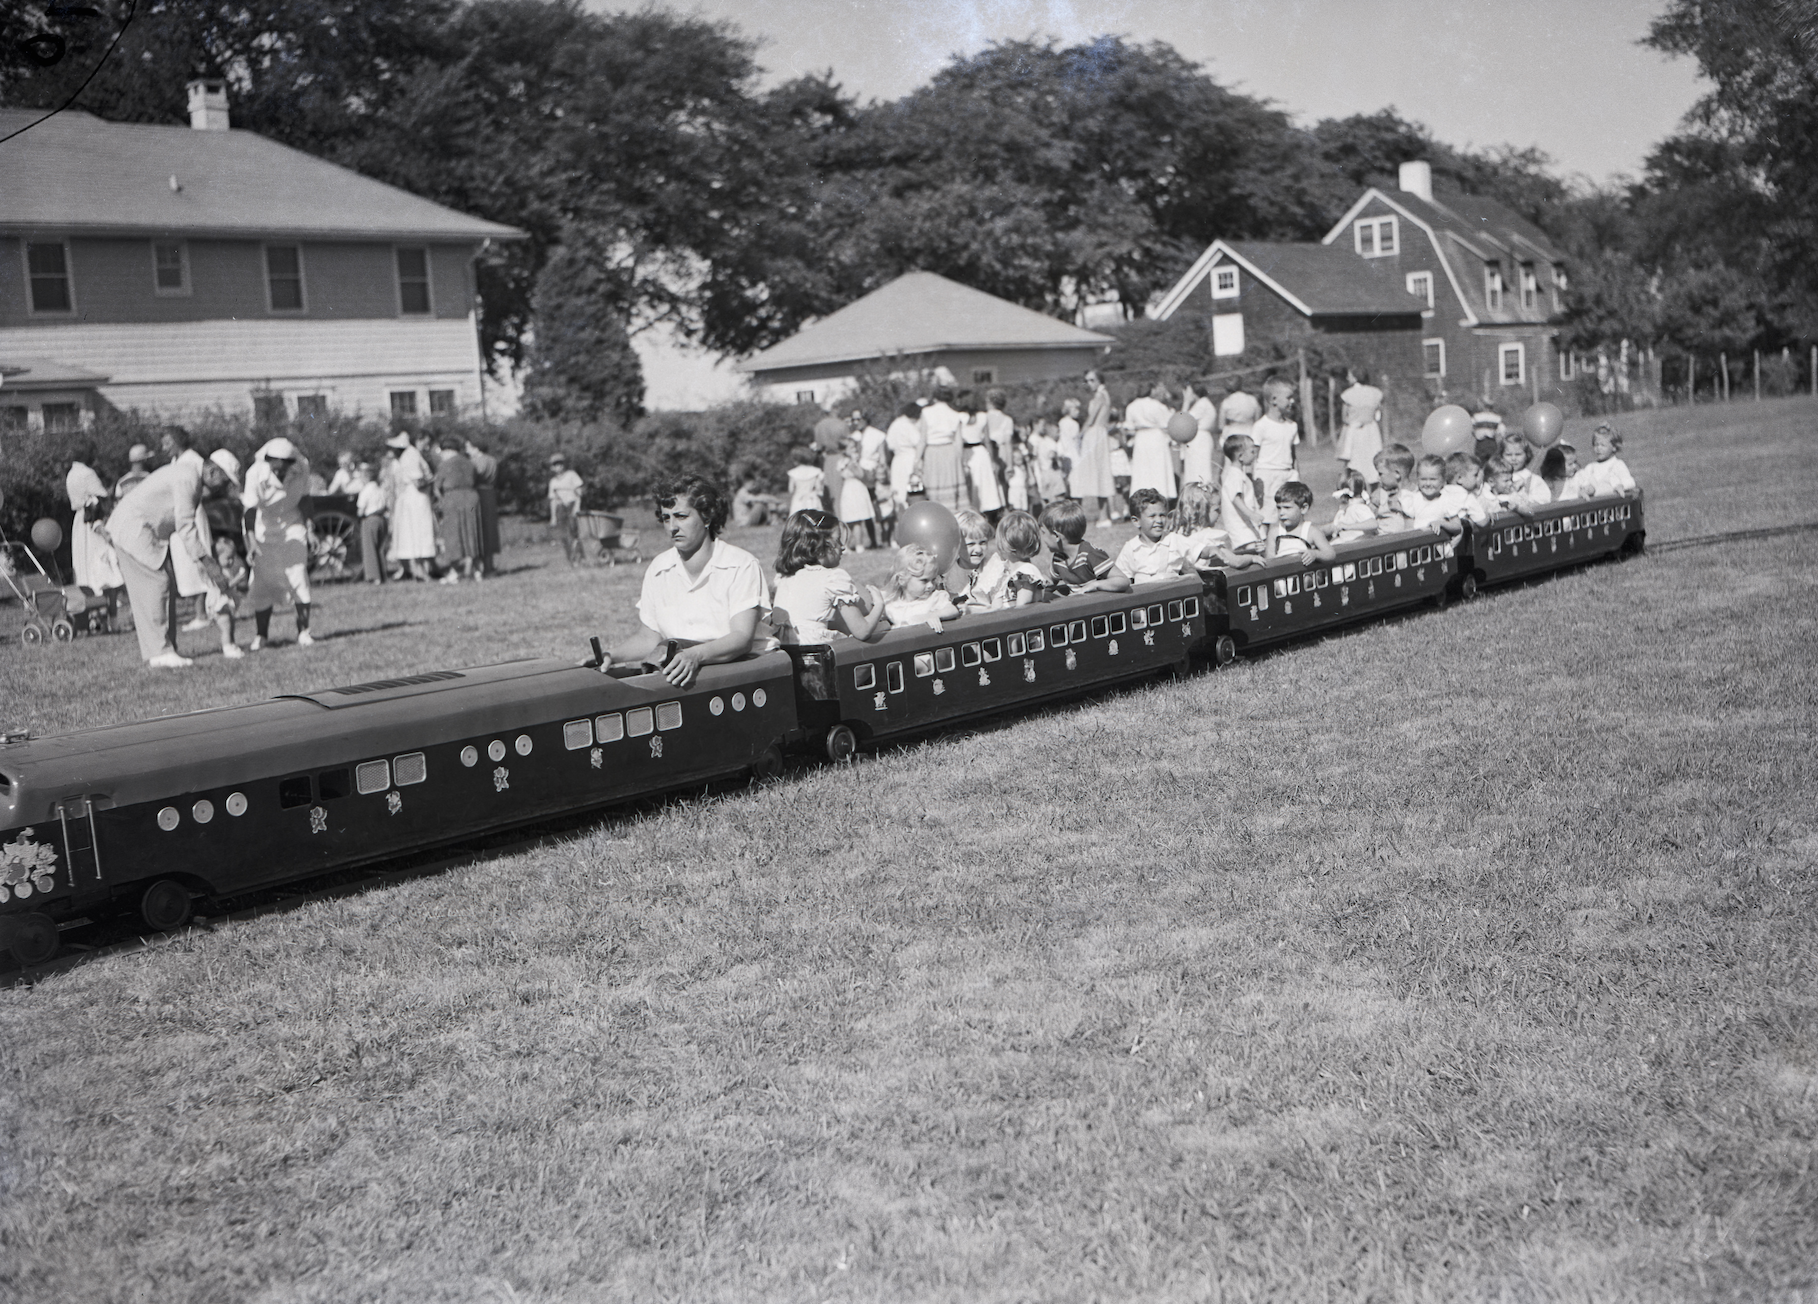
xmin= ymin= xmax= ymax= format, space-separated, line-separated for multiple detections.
xmin=1540 ymin=444 xmax=1581 ymax=500
xmin=1500 ymin=433 xmax=1551 ymax=503
xmin=1041 ymin=498 xmax=1130 ymax=595
xmin=1162 ymin=483 xmax=1230 ymax=568
xmin=1572 ymin=424 xmax=1639 ymax=498
xmin=1479 ymin=459 xmax=1541 ymax=517
xmin=1327 ymin=470 xmax=1379 ymax=542
xmin=1399 ymin=454 xmax=1490 ymax=535
xmin=955 ymin=509 xmax=1047 ymax=611
xmin=1116 ymin=489 xmax=1196 ymax=585
xmin=1266 ymin=482 xmax=1338 ymax=566
xmin=1219 ymin=433 xmax=1266 ymax=550
xmin=881 ymin=542 xmax=960 ymax=628
xmin=953 ymin=509 xmax=999 ymax=612
xmin=1372 ymin=445 xmax=1418 ymax=533
xmin=1444 ymin=451 xmax=1485 ymax=495
xmin=770 ymin=509 xmax=888 ymax=645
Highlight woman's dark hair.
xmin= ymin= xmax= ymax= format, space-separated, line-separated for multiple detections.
xmin=70 ymin=442 xmax=97 ymax=467
xmin=653 ymin=475 xmax=729 ymax=537
xmin=163 ymin=424 xmax=193 ymax=452
xmin=775 ymin=509 xmax=843 ymax=576
xmin=438 ymin=434 xmax=465 ymax=453
xmin=1538 ymin=447 xmax=1569 ymax=483
xmin=899 ymin=402 xmax=924 ymax=422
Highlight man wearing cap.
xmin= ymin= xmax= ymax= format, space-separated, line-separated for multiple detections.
xmin=106 ymin=446 xmax=239 ymax=668
xmin=113 ymin=444 xmax=153 ymax=500
xmin=240 ymin=437 xmax=316 ymax=649
xmin=547 ymin=454 xmax=585 ymax=565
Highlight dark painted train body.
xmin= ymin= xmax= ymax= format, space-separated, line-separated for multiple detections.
xmin=0 ymin=494 xmax=1643 ymax=965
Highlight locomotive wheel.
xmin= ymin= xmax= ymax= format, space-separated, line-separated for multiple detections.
xmin=1212 ymin=635 xmax=1238 ymax=667
xmin=1459 ymin=574 xmax=1479 ymax=601
xmin=5 ymin=912 xmax=59 ymax=966
xmin=51 ymin=617 xmax=75 ymax=642
xmin=139 ymin=879 xmax=194 ymax=932
xmin=751 ymin=744 xmax=785 ymax=782
xmin=20 ymin=622 xmax=45 ymax=647
xmin=824 ymin=725 xmax=858 ymax=764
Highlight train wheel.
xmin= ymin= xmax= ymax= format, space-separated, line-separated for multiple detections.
xmin=139 ymin=879 xmax=193 ymax=932
xmin=824 ymin=725 xmax=858 ymax=764
xmin=5 ymin=912 xmax=59 ymax=966
xmin=51 ymin=617 xmax=75 ymax=642
xmin=1212 ymin=635 xmax=1238 ymax=667
xmin=1459 ymin=574 xmax=1479 ymax=601
xmin=20 ymin=622 xmax=45 ymax=647
xmin=750 ymin=744 xmax=785 ymax=782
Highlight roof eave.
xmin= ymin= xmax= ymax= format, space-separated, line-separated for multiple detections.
xmin=740 ymin=338 xmax=1112 ymax=374
xmin=0 ymin=221 xmax=528 ymax=242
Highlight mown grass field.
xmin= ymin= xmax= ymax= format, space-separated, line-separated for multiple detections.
xmin=2 ymin=399 xmax=1815 ymax=1302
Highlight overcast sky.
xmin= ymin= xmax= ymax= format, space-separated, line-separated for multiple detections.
xmin=615 ymin=0 xmax=1704 ymax=185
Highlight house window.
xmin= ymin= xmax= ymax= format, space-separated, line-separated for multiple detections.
xmin=396 ymin=247 xmax=431 ymax=315
xmin=1211 ymin=266 xmax=1239 ymax=299
xmin=390 ymin=391 xmax=419 ymax=418
xmin=153 ymin=241 xmax=190 ymax=295
xmin=971 ymin=368 xmax=996 ymax=385
xmin=1353 ymin=216 xmax=1398 ymax=257
xmin=253 ymin=393 xmax=287 ymax=425
xmin=25 ymin=241 xmax=73 ymax=313
xmin=266 ymin=244 xmax=305 ymax=312
xmin=1520 ymin=265 xmax=1538 ymax=310
xmin=428 ymin=389 xmax=456 ymax=415
xmin=1212 ymin=312 xmax=1245 ymax=357
xmin=1406 ymin=271 xmax=1434 ymax=312
xmin=1559 ymin=350 xmax=1575 ymax=381
xmin=1423 ymin=338 xmax=1446 ymax=378
xmin=795 ymin=390 xmax=815 ymax=404
xmin=1485 ymin=264 xmax=1504 ymax=312
xmin=1 ymin=407 xmax=27 ymax=433
xmin=1500 ymin=343 xmax=1526 ymax=386
xmin=295 ymin=394 xmax=327 ymax=420
xmin=41 ymin=403 xmax=80 ymax=433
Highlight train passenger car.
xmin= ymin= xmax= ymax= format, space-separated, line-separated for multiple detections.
xmin=784 ymin=577 xmax=1207 ymax=759
xmin=1461 ymin=494 xmax=1645 ymax=592
xmin=0 ymin=654 xmax=800 ymax=964
xmin=1201 ymin=530 xmax=1461 ymax=662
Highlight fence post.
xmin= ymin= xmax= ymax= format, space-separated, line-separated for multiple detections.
xmin=1297 ymin=348 xmax=1315 ymax=446
xmin=1721 ymin=352 xmax=1729 ymax=401
xmin=1689 ymin=355 xmax=1696 ymax=404
xmin=1811 ymin=345 xmax=1816 ymax=397
xmin=1755 ymin=349 xmax=1761 ymax=401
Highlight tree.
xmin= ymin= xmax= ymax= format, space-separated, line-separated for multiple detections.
xmin=518 ymin=230 xmax=645 ymax=426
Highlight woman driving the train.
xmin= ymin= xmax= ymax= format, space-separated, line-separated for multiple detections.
xmin=595 ymin=476 xmax=768 ymax=689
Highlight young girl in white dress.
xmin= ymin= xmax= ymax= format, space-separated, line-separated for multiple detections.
xmin=881 ymin=542 xmax=959 ymax=628
xmin=835 ymin=436 xmax=876 ymax=550
xmin=786 ymin=447 xmax=827 ymax=516
xmin=1327 ymin=470 xmax=1380 ymax=542
xmin=1162 ymin=483 xmax=1231 ymax=568
xmin=770 ymin=510 xmax=887 ymax=645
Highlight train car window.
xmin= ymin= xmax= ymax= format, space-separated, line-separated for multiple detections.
xmin=1108 ymin=612 xmax=1126 ymax=635
xmin=1287 ymin=576 xmax=1300 ymax=595
xmin=887 ymin=662 xmax=905 ymax=693
xmin=1049 ymin=624 xmax=1068 ymax=646
xmin=596 ymin=713 xmax=624 ymax=743
xmin=1344 ymin=563 xmax=1358 ymax=582
xmin=1185 ymin=596 xmax=1201 ymax=617
xmin=1372 ymin=557 xmax=1385 ymax=576
xmin=1257 ymin=586 xmax=1269 ymax=610
xmin=934 ymin=647 xmax=956 ymax=673
xmin=1007 ymin=633 xmax=1026 ymax=657
xmin=1148 ymin=604 xmax=1165 ymax=626
xmin=1272 ymin=579 xmax=1286 ymax=598
xmin=1091 ymin=615 xmax=1109 ymax=639
xmin=394 ymin=753 xmax=427 ymax=786
xmin=279 ymin=775 xmax=313 ymax=808
xmin=981 ymin=637 xmax=1002 ymax=662
xmin=1130 ymin=607 xmax=1148 ymax=629
xmin=854 ymin=664 xmax=876 ymax=691
xmin=1167 ymin=601 xmax=1184 ymax=621
xmin=1068 ymin=620 xmax=1086 ymax=643
xmin=657 ymin=703 xmax=683 ymax=731
xmin=1236 ymin=586 xmax=1251 ymax=606
xmin=563 ymin=720 xmax=593 ymax=750
xmin=356 ymin=760 xmax=391 ymax=795
xmin=961 ymin=642 xmax=982 ymax=668
xmin=1026 ymin=630 xmax=1045 ymax=653
xmin=914 ymin=652 xmax=935 ymax=678
xmin=626 ymin=707 xmax=655 ymax=737
xmin=318 ymin=768 xmax=352 ymax=801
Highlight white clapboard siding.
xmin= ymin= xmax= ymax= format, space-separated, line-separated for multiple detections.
xmin=0 ymin=317 xmax=484 ymax=418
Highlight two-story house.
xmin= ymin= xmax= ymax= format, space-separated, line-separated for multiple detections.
xmin=0 ymin=81 xmax=523 ymax=434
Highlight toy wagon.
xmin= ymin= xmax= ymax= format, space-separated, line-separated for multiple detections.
xmin=2 ymin=543 xmax=111 ymax=646
xmin=575 ymin=511 xmax=642 ymax=566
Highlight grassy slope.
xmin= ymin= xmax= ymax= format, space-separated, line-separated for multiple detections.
xmin=2 ymin=400 xmax=1815 ymax=1302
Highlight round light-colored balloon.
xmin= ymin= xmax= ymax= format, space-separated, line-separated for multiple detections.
xmin=1420 ymin=405 xmax=1475 ymax=458
xmin=1522 ymin=401 xmax=1564 ymax=448
xmin=1166 ymin=412 xmax=1198 ymax=444
xmin=895 ymin=500 xmax=963 ymax=575
xmin=30 ymin=518 xmax=63 ymax=553
xmin=813 ymin=415 xmax=847 ymax=452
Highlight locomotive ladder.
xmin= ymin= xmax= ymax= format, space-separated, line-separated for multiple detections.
xmin=55 ymin=798 xmax=103 ymax=884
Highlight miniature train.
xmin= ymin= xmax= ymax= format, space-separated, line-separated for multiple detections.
xmin=0 ymin=494 xmax=1643 ymax=966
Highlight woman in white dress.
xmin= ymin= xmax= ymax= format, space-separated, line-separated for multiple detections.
xmin=885 ymin=403 xmax=925 ymax=513
xmin=1071 ymin=370 xmax=1114 ymax=524
xmin=65 ymin=446 xmax=123 ymax=594
xmin=386 ymin=430 xmax=437 ymax=581
xmin=1125 ymin=380 xmax=1179 ymax=501
xmin=918 ymin=391 xmax=966 ymax=511
xmin=961 ymin=399 xmax=1004 ymax=517
xmin=1181 ymin=383 xmax=1220 ymax=488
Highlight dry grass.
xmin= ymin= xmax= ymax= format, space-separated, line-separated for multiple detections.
xmin=2 ymin=399 xmax=1815 ymax=1302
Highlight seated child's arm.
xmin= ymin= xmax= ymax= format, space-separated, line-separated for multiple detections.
xmin=1210 ymin=546 xmax=1263 ymax=570
xmin=837 ymin=584 xmax=890 ymax=640
xmin=1080 ymin=570 xmax=1132 ymax=594
xmin=1298 ymin=523 xmax=1338 ymax=565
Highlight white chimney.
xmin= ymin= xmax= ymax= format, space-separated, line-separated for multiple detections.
xmin=187 ymin=79 xmax=229 ymax=131
xmin=1399 ymin=160 xmax=1433 ymax=203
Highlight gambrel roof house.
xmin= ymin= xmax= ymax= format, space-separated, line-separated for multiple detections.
xmin=0 ymin=81 xmax=523 ymax=433
xmin=1154 ymin=162 xmax=1573 ymax=418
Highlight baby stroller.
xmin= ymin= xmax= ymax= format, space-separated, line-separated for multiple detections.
xmin=1 ymin=539 xmax=111 ymax=646
xmin=574 ymin=511 xmax=643 ymax=567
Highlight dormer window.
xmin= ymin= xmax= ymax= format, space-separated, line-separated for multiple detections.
xmin=1211 ymin=266 xmax=1239 ymax=299
xmin=1405 ymin=271 xmax=1434 ymax=312
xmin=1353 ymin=216 xmax=1398 ymax=257
xmin=1485 ymin=264 xmax=1505 ymax=312
xmin=1552 ymin=265 xmax=1568 ymax=306
xmin=1520 ymin=265 xmax=1538 ymax=310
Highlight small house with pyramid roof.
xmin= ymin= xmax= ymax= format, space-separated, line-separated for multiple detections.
xmin=737 ymin=271 xmax=1113 ymax=406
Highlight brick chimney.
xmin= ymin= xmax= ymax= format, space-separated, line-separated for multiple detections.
xmin=1398 ymin=160 xmax=1433 ymax=203
xmin=187 ymin=79 xmax=229 ymax=130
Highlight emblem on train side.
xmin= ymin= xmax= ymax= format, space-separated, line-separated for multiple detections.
xmin=0 ymin=829 xmax=57 ymax=901
xmin=387 ymin=791 xmax=404 ymax=816
xmin=309 ymin=806 xmax=328 ymax=834
xmin=493 ymin=766 xmax=510 ymax=792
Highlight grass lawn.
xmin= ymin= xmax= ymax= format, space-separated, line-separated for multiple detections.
xmin=2 ymin=399 xmax=1815 ymax=1301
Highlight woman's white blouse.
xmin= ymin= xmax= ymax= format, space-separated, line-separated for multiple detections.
xmin=636 ymin=538 xmax=768 ymax=643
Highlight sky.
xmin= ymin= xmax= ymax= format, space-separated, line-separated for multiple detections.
xmin=587 ymin=0 xmax=1708 ymax=407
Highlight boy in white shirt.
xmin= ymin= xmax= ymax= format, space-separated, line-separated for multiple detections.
xmin=1219 ymin=434 xmax=1266 ymax=551
xmin=1499 ymin=433 xmax=1551 ymax=503
xmin=1572 ymin=424 xmax=1638 ymax=498
xmin=1480 ymin=459 xmax=1541 ymax=516
xmin=1249 ymin=378 xmax=1301 ymax=515
xmin=547 ymin=455 xmax=586 ymax=565
xmin=355 ymin=463 xmax=391 ymax=584
xmin=1115 ymin=489 xmax=1194 ymax=585
xmin=1398 ymin=455 xmax=1489 ymax=535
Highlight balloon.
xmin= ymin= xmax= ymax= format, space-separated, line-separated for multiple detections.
xmin=1522 ymin=401 xmax=1564 ymax=448
xmin=1165 ymin=412 xmax=1198 ymax=444
xmin=1420 ymin=405 xmax=1474 ymax=458
xmin=813 ymin=415 xmax=847 ymax=452
xmin=894 ymin=500 xmax=963 ymax=576
xmin=30 ymin=518 xmax=62 ymax=553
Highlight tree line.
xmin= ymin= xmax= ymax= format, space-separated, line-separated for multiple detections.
xmin=4 ymin=0 xmax=1810 ymax=419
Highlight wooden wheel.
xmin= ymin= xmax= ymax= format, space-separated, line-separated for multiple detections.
xmin=307 ymin=510 xmax=359 ymax=578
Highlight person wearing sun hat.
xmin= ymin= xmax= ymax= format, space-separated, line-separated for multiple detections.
xmin=547 ymin=453 xmax=586 ymax=565
xmin=106 ymin=442 xmax=239 ymax=668
xmin=387 ymin=429 xmax=436 ymax=580
xmin=114 ymin=443 xmax=154 ymax=500
xmin=241 ymin=436 xmax=316 ymax=649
